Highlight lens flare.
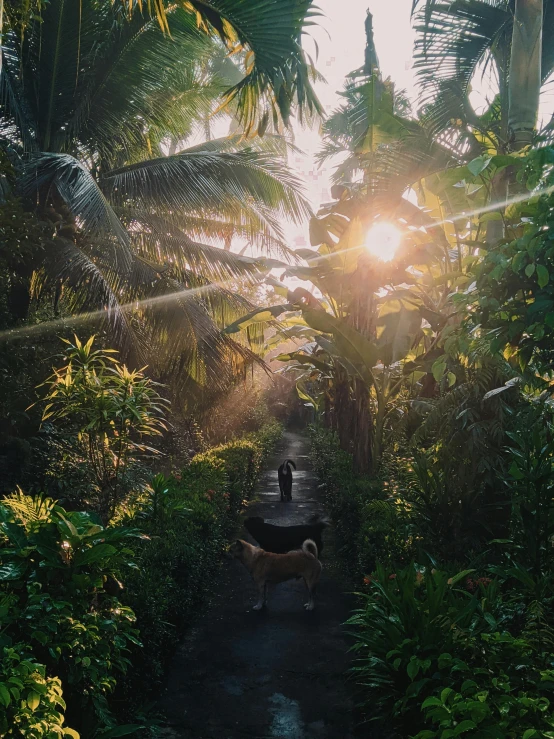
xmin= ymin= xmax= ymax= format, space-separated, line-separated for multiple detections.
xmin=365 ymin=222 xmax=402 ymax=262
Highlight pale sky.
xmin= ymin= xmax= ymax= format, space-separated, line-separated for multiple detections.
xmin=284 ymin=0 xmax=554 ymax=252
xmin=285 ymin=0 xmax=416 ymax=249
xmin=200 ymin=0 xmax=553 ymax=260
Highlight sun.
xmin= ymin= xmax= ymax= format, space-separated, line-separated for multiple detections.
xmin=365 ymin=222 xmax=402 ymax=262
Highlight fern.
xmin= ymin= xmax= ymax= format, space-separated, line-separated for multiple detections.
xmin=363 ymin=499 xmax=399 ymax=524
xmin=523 ymin=600 xmax=554 ymax=661
xmin=2 ymin=488 xmax=57 ymax=530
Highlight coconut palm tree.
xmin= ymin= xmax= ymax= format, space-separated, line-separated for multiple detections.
xmin=412 ymin=0 xmax=554 ymax=152
xmin=2 ymin=0 xmax=322 ymax=133
xmin=0 ymin=0 xmax=314 ymax=398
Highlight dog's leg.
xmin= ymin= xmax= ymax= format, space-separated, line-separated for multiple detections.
xmin=303 ymin=578 xmax=315 ymax=611
xmin=253 ymin=581 xmax=266 ymax=611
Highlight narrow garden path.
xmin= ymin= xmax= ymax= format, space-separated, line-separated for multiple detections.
xmin=158 ymin=430 xmax=358 ymax=739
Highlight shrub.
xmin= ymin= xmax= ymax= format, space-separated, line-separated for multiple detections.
xmin=37 ymin=335 xmax=169 ymax=522
xmin=309 ymin=426 xmax=417 ymax=576
xmin=347 ymin=564 xmax=493 ymax=725
xmin=0 ymin=421 xmax=282 ymax=731
xmin=117 ymin=422 xmax=282 ymax=708
xmin=0 ymin=646 xmax=77 ymax=738
xmin=348 ymin=563 xmax=554 ymax=737
xmin=416 ymin=661 xmax=554 ymax=739
xmin=0 ymin=491 xmax=142 ymax=735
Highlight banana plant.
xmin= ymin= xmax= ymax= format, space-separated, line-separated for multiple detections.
xmin=225 ymin=207 xmax=453 ymax=471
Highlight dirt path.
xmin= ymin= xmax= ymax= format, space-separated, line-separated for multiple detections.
xmin=158 ymin=431 xmax=358 ymax=738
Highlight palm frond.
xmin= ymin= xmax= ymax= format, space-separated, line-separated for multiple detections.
xmin=0 ymin=36 xmax=38 ymax=152
xmin=128 ymin=225 xmax=268 ymax=284
xmin=413 ymin=0 xmax=554 ymax=118
xmin=2 ymin=489 xmax=57 ymax=529
xmin=179 ymin=133 xmax=299 ymax=157
xmin=71 ymin=6 xmax=218 ymax=164
xmin=129 ymin=275 xmax=263 ymax=395
xmin=38 ymin=237 xmax=138 ymax=352
xmin=30 ymin=0 xmax=101 ymax=152
xmin=21 ymin=153 xmax=132 ymax=267
xmin=101 ymin=148 xmax=312 ymax=238
xmin=414 ymin=1 xmax=510 ymax=104
xmin=168 ymin=213 xmax=298 ymax=259
xmin=135 ymin=0 xmax=324 ymax=131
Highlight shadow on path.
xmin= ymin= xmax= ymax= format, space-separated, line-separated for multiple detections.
xmin=158 ymin=431 xmax=357 ymax=738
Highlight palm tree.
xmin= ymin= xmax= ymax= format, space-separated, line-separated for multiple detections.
xmin=2 ymin=0 xmax=322 ymax=133
xmin=509 ymin=0 xmax=544 ymax=148
xmin=412 ymin=0 xmax=554 ymax=152
xmin=0 ymin=1 xmax=314 ymax=398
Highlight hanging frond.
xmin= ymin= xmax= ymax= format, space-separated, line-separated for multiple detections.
xmin=21 ymin=153 xmax=132 ymax=265
xmin=159 ymin=0 xmax=322 ymax=130
xmin=1 ymin=0 xmax=313 ymax=403
xmin=413 ymin=0 xmax=554 ymax=126
xmin=101 ymin=148 xmax=312 ymax=237
xmin=2 ymin=489 xmax=57 ymax=530
xmin=128 ymin=226 xmax=267 ymax=284
xmin=71 ymin=7 xmax=218 ymax=164
xmin=0 ymin=37 xmax=38 ymax=152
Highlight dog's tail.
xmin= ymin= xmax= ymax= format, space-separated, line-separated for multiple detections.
xmin=302 ymin=539 xmax=318 ymax=559
xmin=283 ymin=459 xmax=296 ymax=470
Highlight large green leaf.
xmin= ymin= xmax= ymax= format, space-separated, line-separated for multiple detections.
xmin=0 ymin=562 xmax=28 ymax=582
xmin=223 ymin=304 xmax=293 ymax=334
xmin=376 ymin=299 xmax=422 ymax=366
xmin=302 ymin=309 xmax=378 ymax=379
xmin=74 ymin=543 xmax=117 ymax=566
xmin=275 ymin=351 xmax=330 ymax=374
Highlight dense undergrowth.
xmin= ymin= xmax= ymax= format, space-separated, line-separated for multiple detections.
xmin=311 ymin=425 xmax=554 ymax=739
xmin=0 ymin=406 xmax=281 ymax=736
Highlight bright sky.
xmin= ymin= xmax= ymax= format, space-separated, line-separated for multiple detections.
xmin=285 ymin=0 xmax=416 ymax=250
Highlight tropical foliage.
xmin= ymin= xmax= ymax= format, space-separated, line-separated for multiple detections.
xmin=280 ymin=7 xmax=554 ymax=738
xmin=0 ymin=0 xmax=315 ymax=404
xmin=0 ymin=404 xmax=281 ymax=734
xmin=37 ymin=336 xmax=169 ymax=522
xmin=6 ymin=0 xmax=554 ymax=737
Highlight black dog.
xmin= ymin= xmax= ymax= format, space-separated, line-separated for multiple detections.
xmin=244 ymin=515 xmax=329 ymax=557
xmin=278 ymin=459 xmax=296 ymax=501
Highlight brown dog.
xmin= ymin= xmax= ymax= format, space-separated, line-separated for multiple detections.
xmin=230 ymin=538 xmax=322 ymax=611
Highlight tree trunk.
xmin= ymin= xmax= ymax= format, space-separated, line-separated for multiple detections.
xmin=372 ymin=394 xmax=386 ymax=474
xmin=335 ymin=372 xmax=353 ymax=452
xmin=323 ymin=384 xmax=332 ymax=429
xmin=352 ymin=377 xmax=372 ymax=473
xmin=508 ymin=0 xmax=543 ymax=149
xmin=167 ymin=137 xmax=179 ymax=156
xmin=0 ymin=0 xmax=4 ymax=80
xmin=487 ymin=0 xmax=542 ymax=243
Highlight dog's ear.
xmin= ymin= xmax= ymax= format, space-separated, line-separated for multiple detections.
xmin=235 ymin=539 xmax=244 ymax=549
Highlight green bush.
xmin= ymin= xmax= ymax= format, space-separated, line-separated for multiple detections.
xmin=416 ymin=660 xmax=554 ymax=739
xmin=36 ymin=336 xmax=169 ymax=523
xmin=310 ymin=424 xmax=554 ymax=735
xmin=0 ymin=491 xmax=142 ymax=736
xmin=347 ymin=564 xmax=492 ymax=725
xmin=1 ymin=421 xmax=282 ymax=732
xmin=309 ymin=426 xmax=417 ymax=576
xmin=348 ymin=562 xmax=554 ymax=737
xmin=0 ymin=646 xmax=77 ymax=738
xmin=117 ymin=422 xmax=282 ymax=707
